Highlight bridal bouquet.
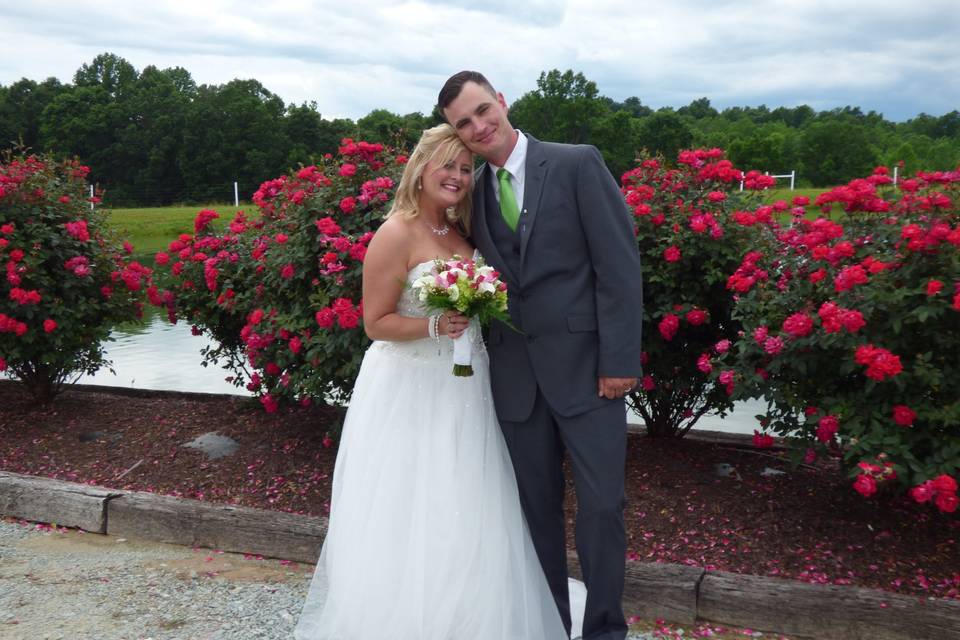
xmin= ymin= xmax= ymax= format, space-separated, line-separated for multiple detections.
xmin=411 ymin=255 xmax=509 ymax=376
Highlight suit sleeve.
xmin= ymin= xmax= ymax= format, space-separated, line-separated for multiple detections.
xmin=575 ymin=145 xmax=644 ymax=378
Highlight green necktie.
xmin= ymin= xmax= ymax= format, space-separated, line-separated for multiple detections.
xmin=497 ymin=168 xmax=520 ymax=232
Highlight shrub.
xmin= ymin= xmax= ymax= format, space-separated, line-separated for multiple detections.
xmin=708 ymin=166 xmax=960 ymax=511
xmin=621 ymin=148 xmax=776 ymax=436
xmin=0 ymin=151 xmax=151 ymax=403
xmin=151 ymin=140 xmax=405 ymax=413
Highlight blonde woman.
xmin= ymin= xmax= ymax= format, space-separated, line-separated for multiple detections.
xmin=294 ymin=124 xmax=567 ymax=639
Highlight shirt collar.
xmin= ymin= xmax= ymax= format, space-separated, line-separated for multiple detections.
xmin=491 ymin=131 xmax=527 ymax=183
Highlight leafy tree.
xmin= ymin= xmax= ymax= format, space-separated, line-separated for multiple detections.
xmin=180 ymin=79 xmax=289 ymax=202
xmin=678 ymin=97 xmax=718 ymax=120
xmin=799 ymin=121 xmax=879 ymax=186
xmin=509 ymin=69 xmax=608 ymax=144
xmin=636 ymin=111 xmax=693 ymax=163
xmin=0 ymin=78 xmax=66 ymax=151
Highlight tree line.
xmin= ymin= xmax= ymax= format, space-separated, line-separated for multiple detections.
xmin=1 ymin=54 xmax=958 ymax=206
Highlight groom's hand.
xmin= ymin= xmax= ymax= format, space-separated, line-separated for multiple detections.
xmin=598 ymin=377 xmax=637 ymax=399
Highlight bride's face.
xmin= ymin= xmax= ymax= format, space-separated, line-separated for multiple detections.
xmin=419 ymin=149 xmax=473 ymax=211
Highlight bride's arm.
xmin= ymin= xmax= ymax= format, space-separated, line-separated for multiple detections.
xmin=361 ymin=220 xmax=438 ymax=342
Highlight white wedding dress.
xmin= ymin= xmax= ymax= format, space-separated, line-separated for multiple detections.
xmin=294 ymin=260 xmax=575 ymax=640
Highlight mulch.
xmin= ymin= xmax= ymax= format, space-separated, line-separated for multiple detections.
xmin=1 ymin=380 xmax=957 ymax=602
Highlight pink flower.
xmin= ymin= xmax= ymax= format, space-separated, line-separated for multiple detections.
xmin=816 ymin=415 xmax=839 ymax=443
xmin=663 ymin=246 xmax=681 ymax=262
xmin=714 ymin=339 xmax=730 ymax=354
xmin=782 ymin=312 xmax=813 ymax=338
xmin=658 ymin=314 xmax=680 ymax=341
xmin=315 ymin=217 xmax=341 ymax=236
xmin=641 ymin=375 xmax=655 ymax=391
xmin=64 ymin=220 xmax=90 ymax=241
xmin=753 ymin=431 xmax=774 ymax=449
xmin=853 ymin=474 xmax=877 ymax=497
xmin=685 ymin=308 xmax=708 ymax=325
xmin=260 ymin=393 xmax=279 ymax=413
xmin=834 ymin=265 xmax=868 ymax=292
xmin=155 ymin=252 xmax=170 ymax=266
xmin=0 ymin=357 xmax=5 ymax=372
xmin=696 ymin=353 xmax=713 ymax=374
xmin=752 ymin=326 xmax=769 ymax=344
xmin=932 ymin=474 xmax=958 ymax=496
xmin=280 ymin=264 xmax=295 ymax=279
xmin=910 ymin=481 xmax=934 ymax=504
xmin=337 ymin=308 xmax=360 ymax=329
xmin=339 ymin=163 xmax=357 ymax=177
xmin=248 ymin=309 xmax=265 ymax=325
xmin=763 ymin=336 xmax=784 ymax=355
xmin=43 ymin=319 xmax=57 ymax=333
xmin=854 ymin=344 xmax=903 ymax=381
xmin=194 ymin=209 xmax=219 ymax=233
xmin=289 ymin=337 xmax=302 ymax=354
xmin=892 ymin=405 xmax=916 ymax=427
xmin=315 ymin=308 xmax=334 ymax=329
xmin=339 ymin=196 xmax=357 ymax=213
xmin=935 ymin=493 xmax=959 ymax=513
xmin=274 ymin=233 xmax=288 ymax=244
xmin=322 ymin=436 xmax=334 ymax=448
xmin=926 ymin=280 xmax=943 ymax=296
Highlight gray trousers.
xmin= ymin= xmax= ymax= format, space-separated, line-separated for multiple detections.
xmin=499 ymin=387 xmax=628 ymax=640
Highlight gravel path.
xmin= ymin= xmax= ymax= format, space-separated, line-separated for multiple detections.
xmin=0 ymin=519 xmax=687 ymax=640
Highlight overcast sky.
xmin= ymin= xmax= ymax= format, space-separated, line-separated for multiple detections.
xmin=1 ymin=0 xmax=958 ymax=122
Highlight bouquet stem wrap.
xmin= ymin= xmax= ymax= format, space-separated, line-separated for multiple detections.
xmin=452 ymin=333 xmax=473 ymax=376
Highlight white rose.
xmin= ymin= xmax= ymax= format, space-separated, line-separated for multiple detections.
xmin=447 ymin=285 xmax=460 ymax=301
xmin=478 ymin=281 xmax=496 ymax=294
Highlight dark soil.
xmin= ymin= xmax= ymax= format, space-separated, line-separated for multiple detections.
xmin=1 ymin=381 xmax=957 ymax=602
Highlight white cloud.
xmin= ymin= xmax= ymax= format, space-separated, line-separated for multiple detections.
xmin=1 ymin=0 xmax=957 ymax=121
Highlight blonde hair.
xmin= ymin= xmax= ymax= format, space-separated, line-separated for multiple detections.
xmin=387 ymin=123 xmax=473 ymax=235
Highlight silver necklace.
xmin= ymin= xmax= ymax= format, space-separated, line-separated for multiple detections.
xmin=425 ymin=219 xmax=450 ymax=236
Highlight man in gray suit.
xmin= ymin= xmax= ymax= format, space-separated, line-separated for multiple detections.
xmin=439 ymin=71 xmax=643 ymax=640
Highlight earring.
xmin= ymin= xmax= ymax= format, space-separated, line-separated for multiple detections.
xmin=417 ymin=178 xmax=423 ymax=190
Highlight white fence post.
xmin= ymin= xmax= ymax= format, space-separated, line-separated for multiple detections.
xmin=234 ymin=181 xmax=239 ymax=207
xmin=893 ymin=166 xmax=899 ymax=185
xmin=89 ymin=185 xmax=94 ymax=211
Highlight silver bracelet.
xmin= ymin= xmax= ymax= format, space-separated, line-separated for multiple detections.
xmin=428 ymin=314 xmax=440 ymax=340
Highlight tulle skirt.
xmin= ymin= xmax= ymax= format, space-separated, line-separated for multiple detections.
xmin=294 ymin=336 xmax=568 ymax=639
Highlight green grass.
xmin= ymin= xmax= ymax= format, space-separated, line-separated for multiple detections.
xmin=763 ymin=187 xmax=829 ymax=203
xmin=106 ymin=203 xmax=241 ymax=255
xmin=106 ymin=189 xmax=837 ymax=256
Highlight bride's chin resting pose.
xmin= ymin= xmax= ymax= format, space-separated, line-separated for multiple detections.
xmin=294 ymin=124 xmax=571 ymax=640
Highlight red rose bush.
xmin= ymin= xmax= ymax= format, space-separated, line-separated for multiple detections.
xmin=620 ymin=148 xmax=777 ymax=436
xmin=0 ymin=151 xmax=151 ymax=402
xmin=707 ymin=166 xmax=960 ymax=511
xmin=152 ymin=140 xmax=404 ymax=412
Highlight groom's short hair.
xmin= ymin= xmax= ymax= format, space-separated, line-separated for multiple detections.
xmin=438 ymin=71 xmax=497 ymax=119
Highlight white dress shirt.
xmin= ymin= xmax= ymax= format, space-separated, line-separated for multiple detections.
xmin=490 ymin=130 xmax=528 ymax=213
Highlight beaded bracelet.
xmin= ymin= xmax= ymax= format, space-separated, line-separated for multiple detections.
xmin=427 ymin=314 xmax=441 ymax=340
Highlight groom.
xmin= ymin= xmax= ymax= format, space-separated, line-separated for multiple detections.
xmin=439 ymin=72 xmax=643 ymax=639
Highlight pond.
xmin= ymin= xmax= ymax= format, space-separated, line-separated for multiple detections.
xmin=65 ymin=308 xmax=767 ymax=436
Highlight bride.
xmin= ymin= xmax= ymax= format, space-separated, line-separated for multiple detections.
xmin=294 ymin=124 xmax=577 ymax=639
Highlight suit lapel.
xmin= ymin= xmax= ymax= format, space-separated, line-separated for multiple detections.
xmin=472 ymin=163 xmax=518 ymax=284
xmin=519 ymin=136 xmax=548 ymax=268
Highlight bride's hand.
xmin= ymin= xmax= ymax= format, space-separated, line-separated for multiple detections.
xmin=439 ymin=312 xmax=469 ymax=339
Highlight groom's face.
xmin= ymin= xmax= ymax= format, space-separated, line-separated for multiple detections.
xmin=443 ymin=82 xmax=514 ymax=165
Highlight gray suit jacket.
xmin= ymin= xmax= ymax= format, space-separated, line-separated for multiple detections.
xmin=472 ymin=135 xmax=643 ymax=422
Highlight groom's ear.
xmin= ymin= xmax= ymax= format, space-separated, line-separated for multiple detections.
xmin=497 ymin=92 xmax=509 ymax=112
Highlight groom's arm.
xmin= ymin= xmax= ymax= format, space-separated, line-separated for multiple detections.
xmin=574 ymin=146 xmax=644 ymax=383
